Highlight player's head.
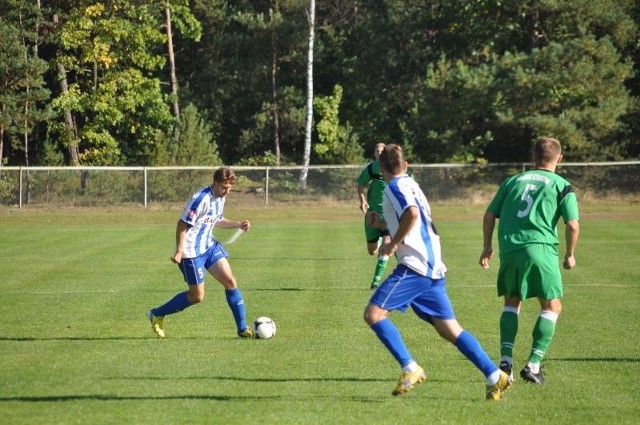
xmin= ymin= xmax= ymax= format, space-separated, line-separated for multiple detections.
xmin=212 ymin=166 xmax=236 ymax=197
xmin=379 ymin=144 xmax=407 ymax=178
xmin=532 ymin=137 xmax=563 ymax=166
xmin=373 ymin=143 xmax=385 ymax=160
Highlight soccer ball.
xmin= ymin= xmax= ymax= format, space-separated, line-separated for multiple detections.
xmin=252 ymin=316 xmax=276 ymax=339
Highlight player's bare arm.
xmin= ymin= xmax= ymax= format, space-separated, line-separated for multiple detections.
xmin=357 ymin=184 xmax=369 ymax=213
xmin=218 ymin=217 xmax=251 ymax=231
xmin=171 ymin=220 xmax=189 ymax=264
xmin=563 ymin=219 xmax=580 ymax=269
xmin=479 ymin=212 xmax=497 ymax=269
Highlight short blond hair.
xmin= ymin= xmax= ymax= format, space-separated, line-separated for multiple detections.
xmin=532 ymin=137 xmax=562 ymax=164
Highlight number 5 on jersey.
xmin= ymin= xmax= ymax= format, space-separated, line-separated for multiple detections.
xmin=517 ymin=183 xmax=538 ymax=218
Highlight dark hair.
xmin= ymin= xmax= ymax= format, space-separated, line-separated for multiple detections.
xmin=379 ymin=144 xmax=405 ymax=174
xmin=213 ymin=166 xmax=237 ymax=184
xmin=532 ymin=137 xmax=562 ymax=164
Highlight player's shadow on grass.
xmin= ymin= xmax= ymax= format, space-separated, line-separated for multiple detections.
xmin=0 ymin=394 xmax=386 ymax=403
xmin=112 ymin=375 xmax=390 ymax=383
xmin=252 ymin=287 xmax=303 ymax=291
xmin=0 ymin=336 xmax=198 ymax=341
xmin=550 ymin=357 xmax=640 ymax=363
xmin=0 ymin=394 xmax=276 ymax=403
xmin=236 ymin=257 xmax=360 ymax=262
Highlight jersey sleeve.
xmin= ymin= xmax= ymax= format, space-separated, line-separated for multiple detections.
xmin=356 ymin=163 xmax=372 ymax=186
xmin=180 ymin=190 xmax=208 ymax=226
xmin=558 ymin=185 xmax=579 ymax=222
xmin=487 ymin=180 xmax=508 ymax=217
xmin=385 ymin=176 xmax=416 ymax=216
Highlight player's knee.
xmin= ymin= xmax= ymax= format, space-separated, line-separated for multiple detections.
xmin=363 ymin=310 xmax=375 ymax=325
xmin=188 ymin=292 xmax=205 ymax=304
xmin=364 ymin=306 xmax=384 ymax=326
xmin=219 ymin=277 xmax=237 ymax=290
xmin=540 ymin=298 xmax=562 ymax=315
xmin=433 ymin=319 xmax=463 ymax=343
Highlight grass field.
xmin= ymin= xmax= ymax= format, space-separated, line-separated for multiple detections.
xmin=0 ymin=202 xmax=638 ymax=424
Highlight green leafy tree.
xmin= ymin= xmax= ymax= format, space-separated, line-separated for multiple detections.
xmin=171 ymin=103 xmax=221 ymax=165
xmin=313 ymin=84 xmax=362 ymax=164
xmin=162 ymin=0 xmax=202 ymax=141
xmin=51 ymin=1 xmax=173 ymax=165
xmin=182 ymin=0 xmax=307 ymax=164
xmin=401 ymin=55 xmax=497 ymax=162
xmin=0 ymin=5 xmax=50 ymax=168
xmin=495 ymin=36 xmax=633 ymax=160
xmin=1 ymin=0 xmax=636 ymax=167
xmin=237 ymin=87 xmax=306 ymax=166
xmin=397 ymin=0 xmax=637 ymax=162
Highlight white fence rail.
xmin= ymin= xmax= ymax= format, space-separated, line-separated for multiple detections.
xmin=0 ymin=162 xmax=638 ymax=208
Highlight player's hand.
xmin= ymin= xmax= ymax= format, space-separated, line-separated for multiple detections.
xmin=380 ymin=240 xmax=398 ymax=257
xmin=171 ymin=251 xmax=182 ymax=264
xmin=563 ymin=255 xmax=576 ymax=270
xmin=359 ymin=201 xmax=369 ymax=214
xmin=479 ymin=247 xmax=493 ymax=269
xmin=239 ymin=220 xmax=251 ymax=232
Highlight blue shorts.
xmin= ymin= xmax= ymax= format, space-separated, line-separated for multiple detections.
xmin=178 ymin=242 xmax=229 ymax=285
xmin=369 ymin=265 xmax=455 ymax=322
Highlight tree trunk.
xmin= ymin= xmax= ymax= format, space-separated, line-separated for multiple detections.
xmin=23 ymin=98 xmax=31 ymax=203
xmin=270 ymin=2 xmax=281 ymax=166
xmin=19 ymin=9 xmax=31 ymax=202
xmin=23 ymin=100 xmax=29 ymax=167
xmin=299 ymin=0 xmax=315 ymax=189
xmin=166 ymin=5 xmax=180 ymax=142
xmin=53 ymin=14 xmax=79 ymax=165
xmin=0 ymin=107 xmax=4 ymax=175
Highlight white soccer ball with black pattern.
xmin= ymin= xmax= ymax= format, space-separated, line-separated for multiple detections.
xmin=252 ymin=316 xmax=276 ymax=339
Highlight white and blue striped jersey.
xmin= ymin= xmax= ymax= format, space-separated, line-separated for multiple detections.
xmin=383 ymin=174 xmax=447 ymax=278
xmin=179 ymin=186 xmax=225 ymax=258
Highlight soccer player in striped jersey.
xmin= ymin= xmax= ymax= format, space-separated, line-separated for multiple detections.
xmin=356 ymin=143 xmax=391 ymax=289
xmin=148 ymin=166 xmax=253 ymax=339
xmin=364 ymin=144 xmax=511 ymax=400
xmin=480 ymin=137 xmax=580 ymax=384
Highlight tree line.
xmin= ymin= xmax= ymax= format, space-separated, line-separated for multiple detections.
xmin=1 ymin=0 xmax=639 ymax=170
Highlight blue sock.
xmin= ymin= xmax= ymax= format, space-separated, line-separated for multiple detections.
xmin=371 ymin=318 xmax=413 ymax=367
xmin=153 ymin=292 xmax=191 ymax=317
xmin=225 ymin=288 xmax=247 ymax=332
xmin=454 ymin=330 xmax=498 ymax=378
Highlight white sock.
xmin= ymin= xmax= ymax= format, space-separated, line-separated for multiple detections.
xmin=527 ymin=362 xmax=541 ymax=373
xmin=402 ymin=361 xmax=419 ymax=373
xmin=487 ymin=369 xmax=502 ymax=385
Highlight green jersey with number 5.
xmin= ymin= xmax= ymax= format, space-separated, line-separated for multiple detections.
xmin=487 ymin=169 xmax=579 ymax=256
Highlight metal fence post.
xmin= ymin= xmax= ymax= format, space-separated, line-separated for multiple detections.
xmin=19 ymin=166 xmax=23 ymax=209
xmin=144 ymin=167 xmax=148 ymax=208
xmin=265 ymin=166 xmax=270 ymax=205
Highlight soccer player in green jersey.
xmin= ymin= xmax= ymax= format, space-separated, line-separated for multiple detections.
xmin=479 ymin=137 xmax=580 ymax=384
xmin=356 ymin=143 xmax=391 ymax=289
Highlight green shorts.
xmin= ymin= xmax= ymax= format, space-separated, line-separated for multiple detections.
xmin=497 ymin=244 xmax=563 ymax=300
xmin=364 ymin=211 xmax=389 ymax=244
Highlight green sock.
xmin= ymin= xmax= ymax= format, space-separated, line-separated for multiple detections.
xmin=529 ymin=310 xmax=558 ymax=364
xmin=500 ymin=308 xmax=519 ymax=360
xmin=372 ymin=255 xmax=389 ymax=283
